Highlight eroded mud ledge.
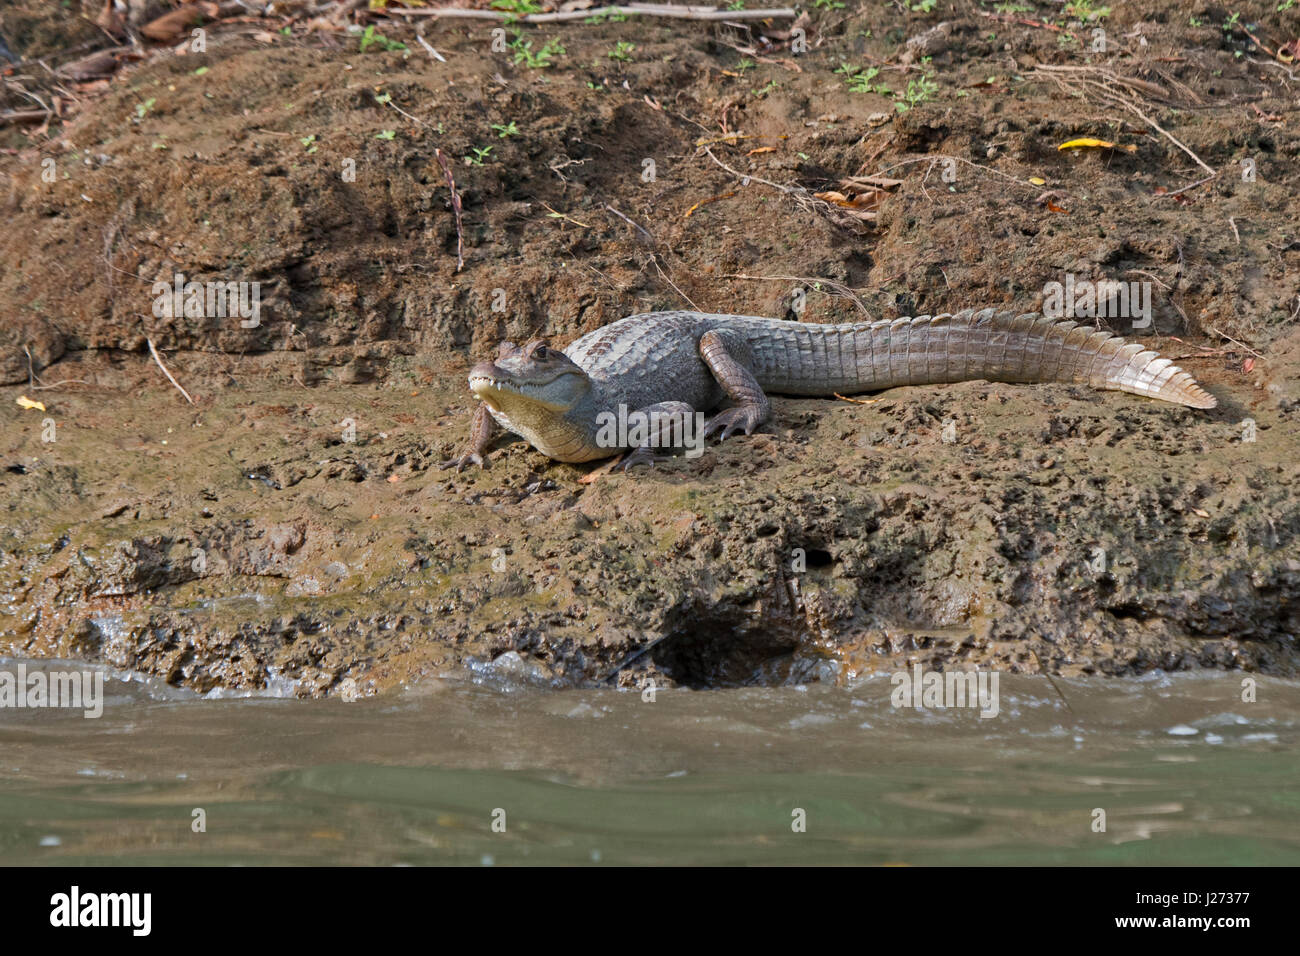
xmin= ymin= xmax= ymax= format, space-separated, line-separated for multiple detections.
xmin=2 ymin=3 xmax=1297 ymax=694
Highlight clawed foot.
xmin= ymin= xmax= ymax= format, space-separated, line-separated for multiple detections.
xmin=704 ymin=405 xmax=764 ymax=442
xmin=614 ymin=447 xmax=659 ymax=472
xmin=438 ymin=451 xmax=489 ymax=472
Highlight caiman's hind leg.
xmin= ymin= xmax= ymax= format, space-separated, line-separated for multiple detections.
xmin=616 ymin=401 xmax=697 ymax=471
xmin=699 ymin=328 xmax=771 ymax=441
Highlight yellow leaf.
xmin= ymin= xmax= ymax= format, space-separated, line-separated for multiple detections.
xmin=1028 ymin=176 xmax=1046 ymax=185
xmin=1058 ymin=138 xmax=1137 ymax=153
xmin=16 ymin=396 xmax=46 ymax=412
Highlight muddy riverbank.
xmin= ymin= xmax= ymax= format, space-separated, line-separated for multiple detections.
xmin=1 ymin=2 xmax=1297 ymax=695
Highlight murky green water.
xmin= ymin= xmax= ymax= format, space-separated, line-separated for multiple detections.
xmin=1 ymin=661 xmax=1296 ymax=865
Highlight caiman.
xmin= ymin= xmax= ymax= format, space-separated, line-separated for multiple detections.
xmin=441 ymin=308 xmax=1217 ymax=471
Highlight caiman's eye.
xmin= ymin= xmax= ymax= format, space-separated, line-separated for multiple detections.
xmin=533 ymin=346 xmax=549 ymax=359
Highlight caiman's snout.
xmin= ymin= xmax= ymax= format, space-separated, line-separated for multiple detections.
xmin=468 ymin=360 xmax=506 ymax=396
xmin=467 ymin=340 xmax=591 ymax=412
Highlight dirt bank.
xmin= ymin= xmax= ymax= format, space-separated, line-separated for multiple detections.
xmin=1 ymin=1 xmax=1297 ymax=695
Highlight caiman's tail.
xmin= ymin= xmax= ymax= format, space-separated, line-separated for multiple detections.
xmin=749 ymin=308 xmax=1217 ymax=409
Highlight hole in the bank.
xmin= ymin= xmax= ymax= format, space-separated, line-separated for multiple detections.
xmin=801 ymin=547 xmax=834 ymax=569
xmin=650 ymin=619 xmax=806 ymax=689
xmin=1106 ymin=601 xmax=1149 ymax=621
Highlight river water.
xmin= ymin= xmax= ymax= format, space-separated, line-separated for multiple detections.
xmin=1 ymin=660 xmax=1296 ymax=865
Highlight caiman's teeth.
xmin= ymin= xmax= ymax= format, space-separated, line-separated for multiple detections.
xmin=471 ymin=376 xmax=520 ymax=393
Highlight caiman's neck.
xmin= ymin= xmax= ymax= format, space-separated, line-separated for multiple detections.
xmin=494 ymin=393 xmax=606 ymax=463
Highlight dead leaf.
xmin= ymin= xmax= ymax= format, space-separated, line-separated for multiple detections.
xmin=58 ymin=48 xmax=123 ymax=81
xmin=685 ymin=192 xmax=736 ymax=217
xmin=579 ymin=458 xmax=622 ymax=484
xmin=841 ymin=174 xmax=902 ymax=189
xmin=141 ymin=3 xmax=218 ymax=43
xmin=1251 ymin=104 xmax=1283 ymax=123
xmin=16 ymin=396 xmax=46 ymax=411
xmin=94 ymin=0 xmax=126 ymax=37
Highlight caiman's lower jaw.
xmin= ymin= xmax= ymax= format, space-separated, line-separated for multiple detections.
xmin=469 ymin=371 xmax=583 ymax=412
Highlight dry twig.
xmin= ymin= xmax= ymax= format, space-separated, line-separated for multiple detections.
xmin=147 ymin=339 xmax=195 ymax=405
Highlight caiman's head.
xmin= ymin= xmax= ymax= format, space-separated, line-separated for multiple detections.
xmin=469 ymin=340 xmax=590 ymax=417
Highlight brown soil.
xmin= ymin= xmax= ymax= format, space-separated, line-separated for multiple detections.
xmin=1 ymin=1 xmax=1298 ymax=696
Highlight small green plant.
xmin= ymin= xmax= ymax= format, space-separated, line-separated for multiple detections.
xmin=752 ymin=79 xmax=778 ymax=97
xmin=465 ymin=145 xmax=493 ymax=165
xmin=491 ymin=0 xmax=542 ymax=20
xmin=846 ymin=66 xmax=881 ymax=93
xmin=1279 ymin=0 xmax=1296 ymax=11
xmin=839 ymin=64 xmax=890 ymax=95
xmin=736 ymin=58 xmax=756 ymax=72
xmin=993 ymin=2 xmax=1033 ymax=12
xmin=192 ymin=66 xmax=209 ymax=76
xmin=813 ymin=0 xmax=845 ymax=8
xmin=1064 ymin=0 xmax=1111 ymax=19
xmin=359 ymin=25 xmax=407 ymax=53
xmin=896 ymin=73 xmax=938 ymax=112
xmin=510 ymin=32 xmax=565 ymax=68
xmin=375 ymin=129 xmax=396 ymax=141
xmin=608 ymin=41 xmax=635 ymax=62
xmin=1223 ymin=11 xmax=1241 ymax=31
xmin=300 ymin=134 xmax=318 ymax=154
xmin=492 ymin=121 xmax=520 ymax=138
xmin=911 ymin=0 xmax=936 ymax=12
xmin=584 ymin=10 xmax=627 ymax=22
xmin=135 ymin=97 xmax=156 ymax=119
xmin=1189 ymin=15 xmax=1203 ymax=25
xmin=727 ymin=0 xmax=746 ymax=9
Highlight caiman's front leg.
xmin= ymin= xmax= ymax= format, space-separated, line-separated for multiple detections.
xmin=699 ymin=328 xmax=771 ymax=440
xmin=439 ymin=403 xmax=498 ymax=472
xmin=615 ymin=401 xmax=697 ymax=471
